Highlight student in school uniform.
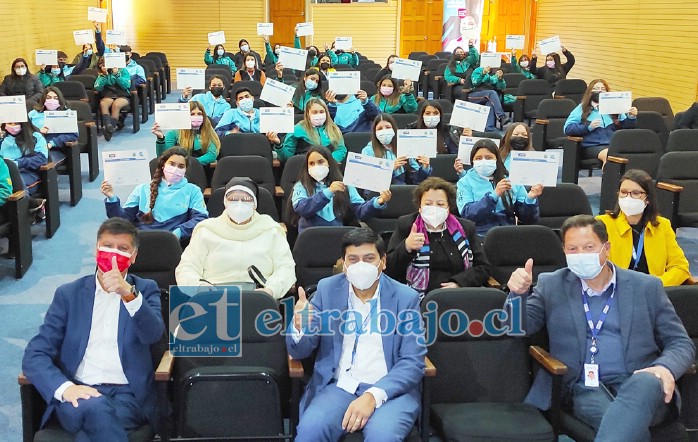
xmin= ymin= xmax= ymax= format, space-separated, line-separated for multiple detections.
xmin=28 ymin=87 xmax=78 ymax=165
xmin=314 ymin=53 xmax=336 ymax=83
xmin=233 ymin=54 xmax=270 ymax=85
xmin=101 ymin=147 xmax=208 ymax=242
xmin=498 ymin=123 xmax=533 ymax=169
xmin=276 ymin=98 xmax=347 ymax=163
xmin=293 ymin=25 xmax=320 ymax=67
xmin=38 ymin=51 xmax=90 ymax=87
xmin=292 ymin=68 xmax=325 ymax=113
xmin=204 ymin=44 xmax=237 ymax=74
xmin=361 ymin=113 xmax=431 ymax=186
xmin=262 ymin=35 xmax=281 ymax=67
xmin=120 ymin=46 xmax=146 ymax=87
xmin=444 ymin=44 xmax=479 ymax=97
xmin=232 ymin=39 xmax=263 ymax=72
xmin=325 ymin=88 xmax=380 ymax=134
xmin=371 ymin=75 xmax=418 ymax=114
xmin=0 ymin=58 xmax=44 ymax=106
xmin=214 ymin=88 xmax=285 ymax=146
xmin=287 ymin=145 xmax=391 ymax=234
xmin=374 ymin=54 xmax=398 ymax=83
xmin=328 ymin=42 xmax=359 ymax=67
xmin=468 ymin=63 xmax=511 ymax=129
xmin=456 ymin=139 xmax=542 ymax=237
xmin=179 ymin=75 xmax=231 ymax=126
xmin=0 ymin=158 xmax=11 ymax=217
xmin=71 ymin=21 xmax=105 ymax=69
xmin=153 ymin=101 xmax=220 ymax=167
xmin=530 ymin=46 xmax=575 ymax=90
xmin=0 ymin=121 xmax=49 ymax=198
xmin=406 ymin=100 xmax=464 ymax=154
xmin=94 ymin=57 xmax=131 ymax=141
xmin=510 ymin=50 xmax=535 ymax=79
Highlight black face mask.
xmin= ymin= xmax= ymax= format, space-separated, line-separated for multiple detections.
xmin=320 ymin=62 xmax=330 ymax=70
xmin=309 ymin=50 xmax=317 ymax=57
xmin=211 ymin=87 xmax=225 ymax=97
xmin=591 ymin=92 xmax=600 ymax=103
xmin=125 ymin=56 xmax=131 ymax=64
xmin=510 ymin=136 xmax=529 ymax=151
xmin=335 ymin=94 xmax=347 ymax=101
xmin=455 ymin=54 xmax=465 ymax=61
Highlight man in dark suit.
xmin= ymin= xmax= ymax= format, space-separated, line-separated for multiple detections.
xmin=506 ymin=214 xmax=695 ymax=441
xmin=288 ymin=228 xmax=426 ymax=441
xmin=22 ymin=218 xmax=165 ymax=441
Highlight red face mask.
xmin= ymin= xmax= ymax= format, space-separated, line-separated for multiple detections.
xmin=96 ymin=247 xmax=133 ymax=273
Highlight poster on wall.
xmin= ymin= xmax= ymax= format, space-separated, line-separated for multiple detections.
xmin=442 ymin=0 xmax=486 ymax=52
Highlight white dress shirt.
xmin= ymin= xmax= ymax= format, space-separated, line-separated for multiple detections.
xmin=581 ymin=263 xmax=617 ymax=297
xmin=293 ymin=282 xmax=389 ymax=407
xmin=54 ymin=274 xmax=143 ymax=402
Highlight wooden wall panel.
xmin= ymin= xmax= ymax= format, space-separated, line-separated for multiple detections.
xmin=0 ymin=0 xmax=97 ymax=80
xmin=536 ymin=0 xmax=698 ymax=112
xmin=310 ymin=1 xmax=399 ymax=64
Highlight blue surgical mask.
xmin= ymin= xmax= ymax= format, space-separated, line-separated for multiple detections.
xmin=86 ymin=49 xmax=93 ymax=56
xmin=566 ymin=250 xmax=606 ymax=280
xmin=51 ymin=68 xmax=61 ymax=76
xmin=473 ymin=159 xmax=497 ymax=177
xmin=305 ymin=79 xmax=318 ymax=91
xmin=217 ymin=49 xmax=224 ymax=56
xmin=238 ymin=97 xmax=254 ymax=112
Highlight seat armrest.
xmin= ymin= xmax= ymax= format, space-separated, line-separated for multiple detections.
xmin=155 ymin=350 xmax=174 ymax=381
xmin=657 ymin=181 xmax=683 ymax=193
xmin=85 ymin=121 xmax=96 ymax=127
xmin=275 ymin=186 xmax=284 ymax=197
xmin=534 ymin=119 xmax=550 ymax=125
xmin=554 ymin=95 xmax=566 ymax=100
xmin=607 ymin=155 xmax=628 ymax=164
xmin=8 ymin=190 xmax=25 ymax=202
xmin=279 ymin=222 xmax=287 ymax=233
xmin=18 ymin=372 xmax=31 ymax=386
xmin=203 ymin=188 xmax=211 ymax=198
xmin=209 ymin=161 xmax=217 ymax=169
xmin=566 ymin=136 xmax=584 ymax=142
xmin=487 ymin=277 xmax=501 ymax=288
xmin=288 ymin=354 xmax=305 ymax=378
xmin=40 ymin=162 xmax=56 ymax=171
xmin=273 ymin=159 xmax=281 ymax=168
xmin=424 ymin=356 xmax=436 ymax=377
xmin=529 ymin=345 xmax=568 ymax=376
xmin=516 ymin=95 xmax=527 ymax=100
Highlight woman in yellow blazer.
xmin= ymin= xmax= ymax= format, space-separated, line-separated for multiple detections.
xmin=597 ymin=169 xmax=691 ymax=286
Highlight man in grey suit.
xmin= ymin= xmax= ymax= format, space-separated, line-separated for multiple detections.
xmin=506 ymin=214 xmax=695 ymax=441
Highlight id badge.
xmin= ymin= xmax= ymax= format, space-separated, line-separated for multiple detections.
xmin=336 ymin=371 xmax=361 ymax=394
xmin=584 ymin=363 xmax=599 ymax=387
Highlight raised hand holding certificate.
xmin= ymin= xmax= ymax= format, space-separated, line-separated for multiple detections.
xmin=44 ymin=111 xmax=79 ymax=133
xmin=260 ymin=79 xmax=296 ymax=107
xmin=87 ymin=7 xmax=108 ymax=22
xmin=458 ymin=136 xmax=501 ymax=164
xmin=296 ymin=22 xmax=314 ymax=37
xmin=106 ymin=30 xmax=127 ymax=46
xmin=508 ymin=151 xmax=560 ymax=187
xmin=208 ymin=31 xmax=226 ymax=46
xmin=277 ymin=46 xmax=308 ymax=71
xmin=259 ymin=107 xmax=294 ymax=133
xmin=176 ymin=68 xmax=206 ymax=90
xmin=343 ymin=153 xmax=394 ymax=193
xmin=36 ymin=50 xmax=58 ymax=66
xmin=480 ymin=52 xmax=502 ymax=68
xmin=73 ymin=30 xmax=93 ymax=46
xmin=396 ymin=129 xmax=438 ymax=158
xmin=334 ymin=37 xmax=353 ymax=51
xmin=598 ymin=91 xmax=632 ymax=115
xmin=0 ymin=96 xmax=28 ymax=124
xmin=155 ymin=103 xmax=191 ymax=130
xmin=104 ymin=52 xmax=126 ymax=69
xmin=257 ymin=23 xmax=274 ymax=36
xmin=449 ymin=100 xmax=490 ymax=131
xmin=327 ymin=71 xmax=361 ymax=95
xmin=539 ymin=35 xmax=562 ymax=55
xmin=102 ymin=149 xmax=151 ymax=197
xmin=391 ymin=58 xmax=422 ymax=82
xmin=506 ymin=35 xmax=525 ymax=50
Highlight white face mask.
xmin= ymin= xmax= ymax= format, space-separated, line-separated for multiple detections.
xmin=240 ymin=44 xmax=250 ymax=52
xmin=308 ymin=165 xmax=329 ymax=182
xmin=376 ymin=128 xmax=395 ymax=145
xmin=225 ymin=201 xmax=254 ymax=224
xmin=216 ymin=49 xmax=224 ymax=56
xmin=423 ymin=115 xmax=440 ymax=128
xmin=345 ymin=261 xmax=381 ymax=290
xmin=519 ymin=60 xmax=529 ymax=68
xmin=310 ymin=113 xmax=326 ymax=127
xmin=618 ymin=196 xmax=647 ymax=217
xmin=15 ymin=67 xmax=27 ymax=76
xmin=245 ymin=60 xmax=256 ymax=69
xmin=421 ymin=205 xmax=449 ymax=228
xmin=566 ymin=250 xmax=606 ymax=280
xmin=473 ymin=159 xmax=497 ymax=177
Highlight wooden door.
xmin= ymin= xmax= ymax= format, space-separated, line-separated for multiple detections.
xmin=270 ymin=0 xmax=306 ymax=48
xmin=400 ymin=0 xmax=443 ymax=57
xmin=482 ymin=0 xmax=536 ymax=55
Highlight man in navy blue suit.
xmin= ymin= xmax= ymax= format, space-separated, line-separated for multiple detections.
xmin=506 ymin=215 xmax=695 ymax=441
xmin=288 ymin=228 xmax=426 ymax=441
xmin=22 ymin=218 xmax=165 ymax=441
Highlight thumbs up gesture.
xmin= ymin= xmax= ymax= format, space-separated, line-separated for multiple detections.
xmin=507 ymin=258 xmax=534 ymax=294
xmin=101 ymin=256 xmax=131 ymax=296
xmin=405 ymin=223 xmax=426 ymax=253
xmin=293 ymin=287 xmax=314 ymax=332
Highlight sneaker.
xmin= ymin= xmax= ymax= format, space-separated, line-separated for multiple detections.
xmin=34 ymin=205 xmax=46 ymax=224
xmin=28 ymin=198 xmax=46 ymax=213
xmin=116 ymin=116 xmax=125 ymax=130
xmin=498 ymin=115 xmax=511 ymax=126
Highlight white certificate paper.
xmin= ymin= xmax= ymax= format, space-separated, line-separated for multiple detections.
xmin=87 ymin=7 xmax=108 ymax=23
xmin=104 ymin=52 xmax=126 ymax=69
xmin=36 ymin=50 xmax=58 ymax=66
xmin=106 ymin=30 xmax=127 ymax=46
xmin=208 ymin=31 xmax=226 ymax=46
xmin=73 ymin=30 xmax=93 ymax=46
xmin=396 ymin=129 xmax=438 ymax=158
xmin=277 ymin=46 xmax=309 ymax=71
xmin=343 ymin=153 xmax=394 ymax=193
xmin=260 ymin=78 xmax=296 ymax=108
xmin=458 ymin=136 xmax=501 ymax=165
xmin=296 ymin=22 xmax=314 ymax=37
xmin=176 ymin=68 xmax=206 ymax=90
xmin=259 ymin=107 xmax=294 ymax=133
xmin=328 ymin=71 xmax=361 ymax=95
xmin=449 ymin=100 xmax=490 ymax=132
xmin=155 ymin=103 xmax=191 ymax=130
xmin=0 ymin=96 xmax=28 ymax=124
xmin=508 ymin=151 xmax=560 ymax=187
xmin=391 ymin=58 xmax=422 ymax=82
xmin=598 ymin=91 xmax=632 ymax=115
xmin=102 ymin=149 xmax=151 ymax=189
xmin=539 ymin=35 xmax=562 ymax=55
xmin=480 ymin=52 xmax=502 ymax=68
xmin=257 ymin=23 xmax=274 ymax=36
xmin=506 ymin=35 xmax=525 ymax=50
xmin=334 ymin=37 xmax=353 ymax=51
xmin=44 ymin=110 xmax=79 ymax=134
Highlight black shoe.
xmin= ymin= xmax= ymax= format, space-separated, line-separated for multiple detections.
xmin=28 ymin=198 xmax=46 ymax=213
xmin=499 ymin=115 xmax=511 ymax=126
xmin=116 ymin=116 xmax=125 ymax=130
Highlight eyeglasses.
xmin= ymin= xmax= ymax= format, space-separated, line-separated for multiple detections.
xmin=618 ymin=189 xmax=646 ymax=199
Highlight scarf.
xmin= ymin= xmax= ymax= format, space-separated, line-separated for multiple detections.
xmin=406 ymin=214 xmax=473 ymax=299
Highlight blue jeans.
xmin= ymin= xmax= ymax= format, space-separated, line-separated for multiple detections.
xmin=296 ymin=383 xmax=419 ymax=442
xmin=571 ymin=372 xmax=669 ymax=442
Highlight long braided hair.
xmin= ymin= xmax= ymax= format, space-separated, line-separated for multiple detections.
xmin=141 ymin=147 xmax=189 ymax=224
